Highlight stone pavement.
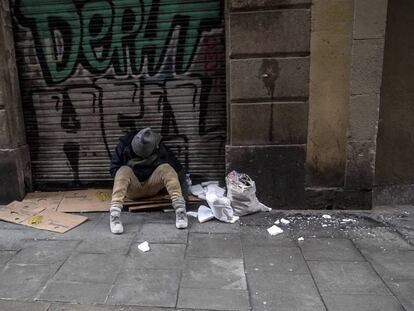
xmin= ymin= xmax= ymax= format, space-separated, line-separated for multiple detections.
xmin=0 ymin=207 xmax=412 ymax=311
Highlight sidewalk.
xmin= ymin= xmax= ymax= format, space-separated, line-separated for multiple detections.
xmin=0 ymin=206 xmax=412 ymax=311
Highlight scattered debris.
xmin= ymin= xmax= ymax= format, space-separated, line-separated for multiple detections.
xmin=298 ymin=237 xmax=304 ymax=241
xmin=322 ymin=215 xmax=332 ymax=219
xmin=267 ymin=225 xmax=283 ymax=236
xmin=274 ymin=219 xmax=280 ymax=225
xmin=138 ymin=241 xmax=150 ymax=252
xmin=186 ymin=211 xmax=198 ymax=218
xmin=280 ymin=218 xmax=290 ymax=225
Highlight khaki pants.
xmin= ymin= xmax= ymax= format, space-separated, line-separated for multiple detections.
xmin=111 ymin=164 xmax=182 ymax=209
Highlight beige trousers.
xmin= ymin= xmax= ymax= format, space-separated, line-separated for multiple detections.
xmin=111 ymin=164 xmax=182 ymax=209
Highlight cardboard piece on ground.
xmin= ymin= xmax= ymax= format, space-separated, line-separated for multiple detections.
xmin=24 ymin=191 xmax=64 ymax=211
xmin=128 ymin=202 xmax=172 ymax=212
xmin=0 ymin=201 xmax=87 ymax=233
xmin=23 ymin=209 xmax=88 ymax=233
xmin=57 ymin=189 xmax=112 ymax=212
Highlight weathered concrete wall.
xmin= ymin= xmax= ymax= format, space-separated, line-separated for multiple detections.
xmin=306 ymin=0 xmax=354 ymax=187
xmin=0 ymin=0 xmax=31 ymax=203
xmin=374 ymin=0 xmax=414 ymax=203
xmin=226 ymin=0 xmax=311 ymax=207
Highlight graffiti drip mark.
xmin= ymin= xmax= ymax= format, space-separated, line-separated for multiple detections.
xmin=259 ymin=59 xmax=280 ymax=98
xmin=53 ymin=91 xmax=81 ymax=133
xmin=63 ymin=142 xmax=80 ymax=186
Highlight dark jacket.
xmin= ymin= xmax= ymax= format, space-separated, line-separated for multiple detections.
xmin=110 ymin=130 xmax=188 ymax=198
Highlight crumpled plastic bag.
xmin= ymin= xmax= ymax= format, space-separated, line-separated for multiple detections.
xmin=206 ymin=192 xmax=238 ymax=223
xmin=226 ymin=170 xmax=272 ymax=216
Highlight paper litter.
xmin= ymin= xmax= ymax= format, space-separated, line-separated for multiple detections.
xmin=298 ymin=237 xmax=304 ymax=241
xmin=198 ymin=205 xmax=216 ymax=223
xmin=280 ymin=218 xmax=290 ymax=225
xmin=138 ymin=241 xmax=150 ymax=252
xmin=186 ymin=211 xmax=198 ymax=218
xmin=267 ymin=225 xmax=283 ymax=236
xmin=274 ymin=219 xmax=280 ymax=225
xmin=322 ymin=214 xmax=332 ymax=219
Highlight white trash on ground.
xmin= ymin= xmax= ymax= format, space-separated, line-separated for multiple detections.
xmin=267 ymin=225 xmax=284 ymax=236
xmin=226 ymin=171 xmax=272 ymax=216
xmin=138 ymin=241 xmax=150 ymax=252
xmin=298 ymin=237 xmax=304 ymax=241
xmin=198 ymin=205 xmax=215 ymax=223
xmin=322 ymin=214 xmax=332 ymax=219
xmin=280 ymin=218 xmax=290 ymax=225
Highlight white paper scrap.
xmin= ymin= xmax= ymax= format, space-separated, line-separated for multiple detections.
xmin=298 ymin=237 xmax=304 ymax=241
xmin=267 ymin=225 xmax=283 ymax=236
xmin=322 ymin=214 xmax=332 ymax=219
xmin=280 ymin=218 xmax=290 ymax=225
xmin=274 ymin=219 xmax=280 ymax=225
xmin=198 ymin=205 xmax=215 ymax=223
xmin=138 ymin=241 xmax=150 ymax=252
xmin=186 ymin=211 xmax=198 ymax=218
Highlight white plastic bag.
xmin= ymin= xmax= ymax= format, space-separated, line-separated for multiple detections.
xmin=226 ymin=171 xmax=271 ymax=216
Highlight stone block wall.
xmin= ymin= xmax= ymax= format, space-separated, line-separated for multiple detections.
xmin=0 ymin=0 xmax=31 ymax=203
xmin=226 ymin=0 xmax=311 ymax=207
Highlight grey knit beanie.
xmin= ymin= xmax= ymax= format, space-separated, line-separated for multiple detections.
xmin=131 ymin=128 xmax=161 ymax=158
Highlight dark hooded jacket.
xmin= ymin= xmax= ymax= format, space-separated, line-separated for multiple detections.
xmin=109 ymin=130 xmax=187 ymax=198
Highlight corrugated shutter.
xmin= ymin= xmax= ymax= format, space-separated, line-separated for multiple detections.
xmin=11 ymin=0 xmax=226 ymax=189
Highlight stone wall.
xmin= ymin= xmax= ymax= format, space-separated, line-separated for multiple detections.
xmin=0 ymin=0 xmax=31 ymax=203
xmin=226 ymin=0 xmax=311 ymax=207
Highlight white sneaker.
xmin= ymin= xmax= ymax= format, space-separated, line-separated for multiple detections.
xmin=175 ymin=207 xmax=188 ymax=229
xmin=110 ymin=211 xmax=124 ymax=234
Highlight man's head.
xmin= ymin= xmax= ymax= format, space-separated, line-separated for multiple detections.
xmin=131 ymin=128 xmax=161 ymax=158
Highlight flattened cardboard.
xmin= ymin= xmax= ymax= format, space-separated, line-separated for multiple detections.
xmin=24 ymin=191 xmax=64 ymax=211
xmin=23 ymin=209 xmax=88 ymax=233
xmin=57 ymin=189 xmax=112 ymax=212
xmin=0 ymin=201 xmax=87 ymax=233
xmin=128 ymin=202 xmax=172 ymax=212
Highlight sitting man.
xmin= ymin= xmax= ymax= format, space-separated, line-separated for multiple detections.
xmin=109 ymin=127 xmax=188 ymax=234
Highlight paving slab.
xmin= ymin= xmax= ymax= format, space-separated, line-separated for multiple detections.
xmin=247 ymin=271 xmax=325 ymax=311
xmin=190 ymin=220 xmax=240 ymax=234
xmin=0 ymin=300 xmax=51 ymax=311
xmin=387 ymin=279 xmax=414 ymax=311
xmin=76 ymin=235 xmax=135 ymax=255
xmin=52 ymin=253 xmax=123 ymax=284
xmin=322 ymin=293 xmax=404 ymax=311
xmin=48 ymin=303 xmax=120 ymax=311
xmin=308 ymin=261 xmax=391 ymax=295
xmin=349 ymin=227 xmax=414 ymax=251
xmin=37 ymin=280 xmax=111 ymax=304
xmin=107 ymin=269 xmax=180 ymax=307
xmin=0 ymin=264 xmax=59 ymax=299
xmin=240 ymin=225 xmax=295 ymax=247
xmin=124 ymin=243 xmax=186 ymax=270
xmin=362 ymin=250 xmax=414 ymax=280
xmin=0 ymin=228 xmax=39 ymax=250
xmin=10 ymin=240 xmax=79 ymax=265
xmin=181 ymin=257 xmax=247 ymax=290
xmin=177 ymin=287 xmax=250 ymax=310
xmin=299 ymin=238 xmax=364 ymax=261
xmin=0 ymin=250 xmax=17 ymax=266
xmin=90 ymin=214 xmax=140 ymax=237
xmin=244 ymin=245 xmax=309 ymax=273
xmin=187 ymin=233 xmax=242 ymax=258
xmin=137 ymin=223 xmax=188 ymax=244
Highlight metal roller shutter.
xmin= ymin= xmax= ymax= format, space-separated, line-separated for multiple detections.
xmin=11 ymin=0 xmax=226 ymax=189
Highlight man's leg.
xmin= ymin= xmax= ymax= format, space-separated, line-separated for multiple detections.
xmin=147 ymin=164 xmax=188 ymax=229
xmin=110 ymin=165 xmax=142 ymax=234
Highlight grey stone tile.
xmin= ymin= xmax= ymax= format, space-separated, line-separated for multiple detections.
xmin=190 ymin=220 xmax=240 ymax=234
xmin=0 ymin=264 xmax=59 ymax=299
xmin=177 ymin=287 xmax=250 ymax=310
xmin=138 ymin=223 xmax=188 ymax=244
xmin=108 ymin=269 xmax=180 ymax=307
xmin=323 ymin=294 xmax=404 ymax=311
xmin=387 ymin=279 xmax=414 ymax=311
xmin=10 ymin=240 xmax=79 ymax=264
xmin=0 ymin=228 xmax=39 ymax=250
xmin=125 ymin=244 xmax=185 ymax=270
xmin=240 ymin=225 xmax=295 ymax=247
xmin=300 ymin=238 xmax=364 ymax=261
xmin=187 ymin=233 xmax=242 ymax=258
xmin=247 ymin=272 xmax=325 ymax=311
xmin=362 ymin=250 xmax=414 ymax=280
xmin=37 ymin=281 xmax=111 ymax=304
xmin=0 ymin=250 xmax=17 ymax=266
xmin=0 ymin=300 xmax=51 ymax=311
xmin=76 ymin=235 xmax=135 ymax=255
xmin=53 ymin=253 xmax=123 ymax=284
xmin=244 ymin=246 xmax=309 ymax=273
xmin=132 ymin=212 xmax=176 ymax=224
xmin=350 ymin=227 xmax=414 ymax=251
xmin=181 ymin=257 xmax=247 ymax=290
xmin=309 ymin=261 xmax=391 ymax=295
xmin=88 ymin=214 xmax=139 ymax=237
xmin=48 ymin=304 xmax=120 ymax=311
